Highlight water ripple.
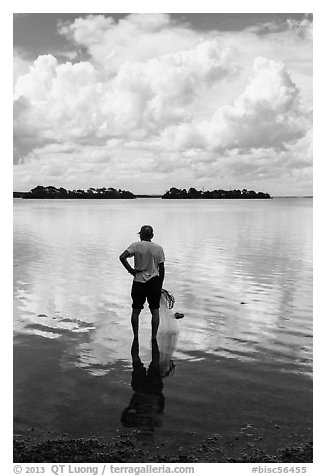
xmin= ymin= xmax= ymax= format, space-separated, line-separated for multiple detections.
xmin=14 ymin=198 xmax=312 ymax=378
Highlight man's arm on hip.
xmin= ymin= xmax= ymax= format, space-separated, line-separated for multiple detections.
xmin=119 ymin=250 xmax=137 ymax=275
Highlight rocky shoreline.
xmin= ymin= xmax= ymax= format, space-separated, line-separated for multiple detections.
xmin=14 ymin=431 xmax=312 ymax=463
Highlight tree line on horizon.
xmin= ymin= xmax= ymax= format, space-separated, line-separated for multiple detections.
xmin=14 ymin=185 xmax=271 ymax=200
xmin=162 ymin=187 xmax=271 ymax=199
xmin=20 ymin=185 xmax=135 ymax=199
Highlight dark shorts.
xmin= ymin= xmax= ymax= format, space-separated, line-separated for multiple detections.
xmin=131 ymin=276 xmax=161 ymax=310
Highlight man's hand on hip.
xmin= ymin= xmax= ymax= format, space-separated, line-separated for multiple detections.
xmin=130 ymin=268 xmax=142 ymax=276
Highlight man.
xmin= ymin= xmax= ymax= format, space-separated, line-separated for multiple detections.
xmin=119 ymin=225 xmax=165 ymax=340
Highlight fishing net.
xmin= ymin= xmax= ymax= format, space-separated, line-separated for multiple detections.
xmin=157 ymin=288 xmax=179 ymax=377
xmin=161 ymin=288 xmax=175 ymax=309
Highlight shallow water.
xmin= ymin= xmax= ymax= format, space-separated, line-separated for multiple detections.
xmin=13 ymin=198 xmax=312 ymax=449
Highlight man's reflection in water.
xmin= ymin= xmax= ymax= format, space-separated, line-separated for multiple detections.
xmin=120 ymin=338 xmax=165 ymax=438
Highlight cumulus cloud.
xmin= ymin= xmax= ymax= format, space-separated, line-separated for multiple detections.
xmin=109 ymin=39 xmax=239 ymax=129
xmin=13 ymin=95 xmax=58 ymax=164
xmin=160 ymin=57 xmax=311 ymax=152
xmin=13 ymin=35 xmax=240 ymax=161
xmin=13 ymin=50 xmax=31 ymax=85
xmin=14 ymin=55 xmax=107 ymax=161
xmin=58 ymin=14 xmax=198 ymax=74
xmin=13 ymin=13 xmax=312 ymax=194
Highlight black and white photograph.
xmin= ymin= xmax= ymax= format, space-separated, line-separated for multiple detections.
xmin=12 ymin=5 xmax=313 ymax=469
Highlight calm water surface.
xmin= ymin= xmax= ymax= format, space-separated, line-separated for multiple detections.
xmin=13 ymin=198 xmax=313 ymax=450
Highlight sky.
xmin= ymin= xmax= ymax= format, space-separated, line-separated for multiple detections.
xmin=13 ymin=12 xmax=313 ymax=195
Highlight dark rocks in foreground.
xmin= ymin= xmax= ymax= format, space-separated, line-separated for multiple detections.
xmin=162 ymin=187 xmax=271 ymax=199
xmin=16 ymin=186 xmax=135 ymax=199
xmin=13 ymin=432 xmax=312 ymax=463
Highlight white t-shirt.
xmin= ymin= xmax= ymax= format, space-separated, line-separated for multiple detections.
xmin=127 ymin=240 xmax=165 ymax=283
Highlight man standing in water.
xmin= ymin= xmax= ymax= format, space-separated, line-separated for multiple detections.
xmin=119 ymin=225 xmax=165 ymax=340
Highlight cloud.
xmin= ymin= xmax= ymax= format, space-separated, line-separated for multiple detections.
xmin=287 ymin=14 xmax=313 ymax=40
xmin=14 ymin=55 xmax=107 ymax=161
xmin=160 ymin=57 xmax=311 ymax=152
xmin=13 ymin=96 xmax=58 ymax=164
xmin=109 ymin=39 xmax=239 ymax=129
xmin=248 ymin=13 xmax=313 ymax=40
xmin=58 ymin=14 xmax=197 ymax=74
xmin=13 ymin=13 xmax=312 ymax=195
xmin=13 ymin=49 xmax=32 ymax=85
xmin=13 ymin=36 xmax=240 ymax=158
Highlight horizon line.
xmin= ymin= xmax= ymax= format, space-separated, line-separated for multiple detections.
xmin=13 ymin=192 xmax=313 ymax=198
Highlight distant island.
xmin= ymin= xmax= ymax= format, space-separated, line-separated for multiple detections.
xmin=162 ymin=187 xmax=271 ymax=199
xmin=14 ymin=185 xmax=135 ymax=199
xmin=13 ymin=185 xmax=272 ymax=200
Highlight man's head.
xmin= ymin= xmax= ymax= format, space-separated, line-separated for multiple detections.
xmin=138 ymin=225 xmax=154 ymax=241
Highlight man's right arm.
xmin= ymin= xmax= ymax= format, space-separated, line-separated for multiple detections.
xmin=119 ymin=250 xmax=137 ymax=276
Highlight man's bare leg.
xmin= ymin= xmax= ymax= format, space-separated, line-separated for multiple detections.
xmin=150 ymin=308 xmax=160 ymax=340
xmin=151 ymin=338 xmax=160 ymax=366
xmin=131 ymin=336 xmax=141 ymax=365
xmin=131 ymin=308 xmax=141 ymax=338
